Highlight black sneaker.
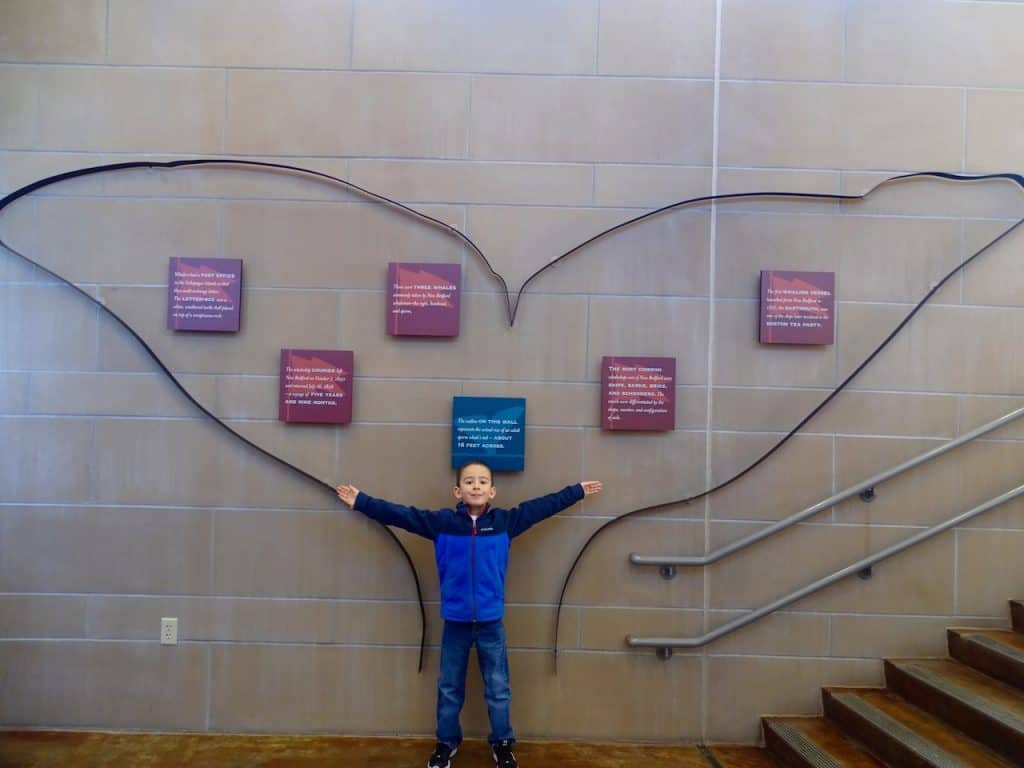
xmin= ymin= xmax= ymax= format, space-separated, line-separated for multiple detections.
xmin=492 ymin=740 xmax=517 ymax=768
xmin=427 ymin=742 xmax=457 ymax=768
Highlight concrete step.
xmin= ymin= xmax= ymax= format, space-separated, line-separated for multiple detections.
xmin=884 ymin=658 xmax=1024 ymax=764
xmin=762 ymin=716 xmax=885 ymax=768
xmin=948 ymin=628 xmax=1024 ymax=692
xmin=823 ymin=686 xmax=1012 ymax=767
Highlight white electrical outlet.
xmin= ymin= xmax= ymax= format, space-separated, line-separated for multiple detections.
xmin=160 ymin=617 xmax=178 ymax=645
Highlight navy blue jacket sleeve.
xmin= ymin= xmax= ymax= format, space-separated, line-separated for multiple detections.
xmin=505 ymin=484 xmax=585 ymax=538
xmin=353 ymin=491 xmax=443 ymax=540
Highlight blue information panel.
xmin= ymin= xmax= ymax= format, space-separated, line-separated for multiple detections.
xmin=451 ymin=396 xmax=526 ymax=471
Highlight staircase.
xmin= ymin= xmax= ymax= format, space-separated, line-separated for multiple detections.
xmin=761 ymin=600 xmax=1024 ymax=767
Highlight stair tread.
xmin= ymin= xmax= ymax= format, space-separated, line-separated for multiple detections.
xmin=764 ymin=716 xmax=886 ymax=767
xmin=826 ymin=686 xmax=1013 ymax=767
xmin=887 ymin=658 xmax=1024 ymax=726
xmin=949 ymin=628 xmax=1024 ymax=689
xmin=949 ymin=628 xmax=1024 ymax=653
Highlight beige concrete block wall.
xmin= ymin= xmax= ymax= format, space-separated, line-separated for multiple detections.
xmin=2 ymin=0 xmax=1024 ymax=745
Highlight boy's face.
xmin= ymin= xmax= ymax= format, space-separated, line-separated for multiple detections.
xmin=453 ymin=463 xmax=496 ymax=510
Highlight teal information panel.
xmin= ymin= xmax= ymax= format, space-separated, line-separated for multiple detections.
xmin=451 ymin=396 xmax=526 ymax=471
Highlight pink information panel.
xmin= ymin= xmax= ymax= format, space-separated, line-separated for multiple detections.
xmin=601 ymin=356 xmax=676 ymax=431
xmin=387 ymin=262 xmax=461 ymax=337
xmin=279 ymin=349 xmax=353 ymax=424
xmin=759 ymin=270 xmax=835 ymax=345
xmin=167 ymin=257 xmax=242 ymax=332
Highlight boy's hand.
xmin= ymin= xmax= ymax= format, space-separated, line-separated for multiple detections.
xmin=336 ymin=484 xmax=359 ymax=508
xmin=580 ymin=480 xmax=603 ymax=496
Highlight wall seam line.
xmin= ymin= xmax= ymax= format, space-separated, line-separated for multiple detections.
xmin=464 ymin=75 xmax=473 ymax=160
xmin=962 ymin=87 xmax=969 ymax=171
xmin=104 ymin=0 xmax=111 ymax=64
xmin=701 ymin=0 xmax=725 ymax=745
xmin=221 ymin=69 xmax=229 ymax=154
xmin=205 ymin=642 xmax=213 ymax=731
xmin=347 ymin=0 xmax=357 ymax=70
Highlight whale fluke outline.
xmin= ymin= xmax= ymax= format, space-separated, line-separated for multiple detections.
xmin=2 ymin=161 xmax=1021 ymax=668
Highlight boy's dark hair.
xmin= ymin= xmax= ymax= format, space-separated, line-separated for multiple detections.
xmin=455 ymin=459 xmax=494 ymax=483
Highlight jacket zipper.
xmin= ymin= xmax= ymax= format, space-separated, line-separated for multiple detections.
xmin=470 ymin=516 xmax=478 ymax=621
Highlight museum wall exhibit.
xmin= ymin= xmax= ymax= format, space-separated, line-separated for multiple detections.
xmin=3 ymin=0 xmax=1024 ymax=746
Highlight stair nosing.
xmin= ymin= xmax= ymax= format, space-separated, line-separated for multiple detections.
xmin=955 ymin=632 xmax=1024 ymax=667
xmin=895 ymin=661 xmax=1024 ymax=734
xmin=766 ymin=721 xmax=846 ymax=768
xmin=829 ymin=690 xmax=978 ymax=768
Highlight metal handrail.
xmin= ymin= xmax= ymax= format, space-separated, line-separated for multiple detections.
xmin=630 ymin=405 xmax=1024 ymax=571
xmin=627 ymin=481 xmax=1024 ymax=654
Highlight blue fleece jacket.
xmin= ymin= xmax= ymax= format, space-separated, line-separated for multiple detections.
xmin=354 ymin=484 xmax=585 ymax=622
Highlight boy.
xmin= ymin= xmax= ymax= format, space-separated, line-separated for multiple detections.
xmin=336 ymin=462 xmax=602 ymax=768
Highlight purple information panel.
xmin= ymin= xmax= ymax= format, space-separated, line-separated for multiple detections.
xmin=601 ymin=356 xmax=676 ymax=431
xmin=387 ymin=262 xmax=461 ymax=337
xmin=279 ymin=349 xmax=353 ymax=424
xmin=167 ymin=257 xmax=242 ymax=332
xmin=759 ymin=270 xmax=836 ymax=345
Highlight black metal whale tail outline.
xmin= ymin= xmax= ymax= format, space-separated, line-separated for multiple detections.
xmin=0 ymin=159 xmax=453 ymax=671
xmin=0 ymin=158 xmax=518 ymax=329
xmin=551 ymin=171 xmax=1024 ymax=670
xmin=2 ymin=162 xmax=1022 ymax=671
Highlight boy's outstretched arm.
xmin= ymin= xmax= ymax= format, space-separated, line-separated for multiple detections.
xmin=335 ymin=483 xmax=442 ymax=540
xmin=506 ymin=480 xmax=603 ymax=538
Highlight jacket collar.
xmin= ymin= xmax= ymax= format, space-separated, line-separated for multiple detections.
xmin=456 ymin=502 xmax=491 ymax=517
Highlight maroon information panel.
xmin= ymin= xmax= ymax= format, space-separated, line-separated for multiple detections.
xmin=759 ymin=270 xmax=835 ymax=345
xmin=279 ymin=349 xmax=353 ymax=424
xmin=601 ymin=356 xmax=676 ymax=431
xmin=387 ymin=262 xmax=461 ymax=337
xmin=167 ymin=257 xmax=242 ymax=332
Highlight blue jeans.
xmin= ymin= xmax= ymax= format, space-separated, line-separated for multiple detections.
xmin=436 ymin=619 xmax=514 ymax=748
